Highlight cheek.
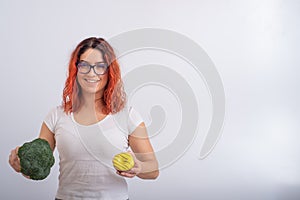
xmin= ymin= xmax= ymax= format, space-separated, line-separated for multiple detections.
xmin=97 ymin=75 xmax=108 ymax=90
xmin=101 ymin=74 xmax=108 ymax=86
xmin=76 ymin=74 xmax=84 ymax=86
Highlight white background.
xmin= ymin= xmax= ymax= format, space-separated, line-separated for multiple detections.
xmin=1 ymin=0 xmax=299 ymax=199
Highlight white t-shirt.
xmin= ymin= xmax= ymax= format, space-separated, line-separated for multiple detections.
xmin=44 ymin=105 xmax=143 ymax=200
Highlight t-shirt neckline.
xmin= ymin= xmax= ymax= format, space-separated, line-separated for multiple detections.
xmin=70 ymin=112 xmax=111 ymax=127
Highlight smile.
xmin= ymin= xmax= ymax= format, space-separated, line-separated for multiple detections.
xmin=85 ymin=79 xmax=100 ymax=83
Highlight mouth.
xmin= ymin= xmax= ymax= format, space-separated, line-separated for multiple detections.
xmin=85 ymin=78 xmax=100 ymax=83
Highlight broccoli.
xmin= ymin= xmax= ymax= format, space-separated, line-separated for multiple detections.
xmin=18 ymin=138 xmax=55 ymax=180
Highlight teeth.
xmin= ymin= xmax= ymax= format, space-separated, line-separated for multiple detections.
xmin=86 ymin=79 xmax=99 ymax=83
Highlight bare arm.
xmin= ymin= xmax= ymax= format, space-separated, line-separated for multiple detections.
xmin=127 ymin=122 xmax=159 ymax=179
xmin=38 ymin=122 xmax=55 ymax=151
xmin=8 ymin=122 xmax=55 ymax=175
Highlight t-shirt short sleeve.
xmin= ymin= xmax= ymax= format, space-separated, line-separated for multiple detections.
xmin=43 ymin=106 xmax=60 ymax=133
xmin=128 ymin=107 xmax=144 ymax=134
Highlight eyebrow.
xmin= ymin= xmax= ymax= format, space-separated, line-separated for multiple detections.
xmin=79 ymin=60 xmax=106 ymax=64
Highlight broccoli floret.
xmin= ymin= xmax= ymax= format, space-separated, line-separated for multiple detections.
xmin=18 ymin=138 xmax=55 ymax=180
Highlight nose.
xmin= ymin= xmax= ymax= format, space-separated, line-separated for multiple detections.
xmin=87 ymin=66 xmax=98 ymax=76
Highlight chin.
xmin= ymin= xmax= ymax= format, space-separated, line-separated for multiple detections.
xmin=83 ymin=87 xmax=105 ymax=95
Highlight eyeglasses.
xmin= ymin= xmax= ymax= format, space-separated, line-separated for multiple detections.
xmin=76 ymin=60 xmax=109 ymax=75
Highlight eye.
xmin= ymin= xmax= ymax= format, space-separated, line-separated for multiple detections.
xmin=77 ymin=61 xmax=89 ymax=68
xmin=95 ymin=62 xmax=107 ymax=69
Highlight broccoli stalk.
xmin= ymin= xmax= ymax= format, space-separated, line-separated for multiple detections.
xmin=18 ymin=138 xmax=55 ymax=180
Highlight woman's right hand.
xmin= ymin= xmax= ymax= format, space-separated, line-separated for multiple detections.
xmin=8 ymin=147 xmax=21 ymax=173
xmin=9 ymin=147 xmax=30 ymax=179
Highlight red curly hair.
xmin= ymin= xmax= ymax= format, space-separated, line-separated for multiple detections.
xmin=62 ymin=37 xmax=126 ymax=114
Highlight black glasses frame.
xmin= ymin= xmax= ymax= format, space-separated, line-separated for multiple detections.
xmin=76 ymin=60 xmax=109 ymax=75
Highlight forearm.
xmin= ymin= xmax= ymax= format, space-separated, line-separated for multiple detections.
xmin=137 ymin=159 xmax=159 ymax=179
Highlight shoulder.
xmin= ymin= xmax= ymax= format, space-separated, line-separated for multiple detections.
xmin=44 ymin=105 xmax=68 ymax=121
xmin=113 ymin=105 xmax=140 ymax=118
xmin=47 ymin=105 xmax=65 ymax=115
xmin=127 ymin=106 xmax=143 ymax=121
xmin=123 ymin=105 xmax=144 ymax=133
xmin=111 ymin=105 xmax=143 ymax=133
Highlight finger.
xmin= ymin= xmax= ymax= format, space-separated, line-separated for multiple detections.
xmin=9 ymin=151 xmax=16 ymax=166
xmin=22 ymin=174 xmax=30 ymax=179
xmin=8 ymin=153 xmax=13 ymax=166
xmin=10 ymin=148 xmax=17 ymax=159
xmin=116 ymin=170 xmax=136 ymax=178
xmin=12 ymin=161 xmax=21 ymax=172
xmin=121 ymin=170 xmax=137 ymax=177
xmin=15 ymin=147 xmax=20 ymax=158
xmin=119 ymin=172 xmax=131 ymax=178
xmin=10 ymin=149 xmax=15 ymax=159
xmin=121 ymin=172 xmax=136 ymax=178
xmin=9 ymin=149 xmax=21 ymax=172
xmin=10 ymin=163 xmax=20 ymax=172
xmin=14 ymin=147 xmax=21 ymax=164
xmin=16 ymin=163 xmax=21 ymax=172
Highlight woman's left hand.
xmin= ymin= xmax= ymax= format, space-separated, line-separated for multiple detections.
xmin=116 ymin=151 xmax=142 ymax=178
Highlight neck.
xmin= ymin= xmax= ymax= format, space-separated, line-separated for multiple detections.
xmin=80 ymin=91 xmax=105 ymax=113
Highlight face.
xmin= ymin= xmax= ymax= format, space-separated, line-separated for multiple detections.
xmin=76 ymin=48 xmax=108 ymax=96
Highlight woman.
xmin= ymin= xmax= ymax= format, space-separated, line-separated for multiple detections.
xmin=9 ymin=37 xmax=159 ymax=200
